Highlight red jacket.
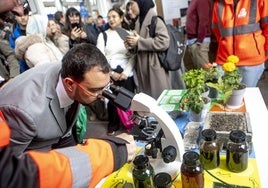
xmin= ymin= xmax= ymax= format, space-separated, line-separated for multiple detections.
xmin=212 ymin=0 xmax=268 ymax=65
xmin=0 ymin=111 xmax=128 ymax=188
xmin=186 ymin=0 xmax=212 ymax=43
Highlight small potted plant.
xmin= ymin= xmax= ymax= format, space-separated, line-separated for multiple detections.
xmin=182 ymin=68 xmax=209 ymax=95
xmin=204 ymin=63 xmax=221 ymax=98
xmin=181 ymin=69 xmax=211 ymax=122
xmin=206 ymin=55 xmax=245 ymax=108
xmin=180 ymin=88 xmax=211 ymax=122
xmin=204 ymin=63 xmax=221 ymax=83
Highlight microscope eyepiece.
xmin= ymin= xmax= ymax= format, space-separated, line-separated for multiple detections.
xmin=102 ymin=89 xmax=116 ymax=101
xmin=101 ymin=84 xmax=134 ymax=111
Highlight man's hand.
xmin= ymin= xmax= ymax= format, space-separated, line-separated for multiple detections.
xmin=116 ymin=133 xmax=136 ymax=162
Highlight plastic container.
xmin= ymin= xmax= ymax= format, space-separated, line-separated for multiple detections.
xmin=181 ymin=151 xmax=204 ymax=188
xmin=132 ymin=155 xmax=155 ymax=188
xmin=226 ymin=130 xmax=249 ymax=172
xmin=199 ymin=129 xmax=220 ymax=170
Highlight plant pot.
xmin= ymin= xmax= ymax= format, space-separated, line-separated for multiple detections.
xmin=202 ymin=86 xmax=210 ymax=97
xmin=188 ymin=97 xmax=211 ymax=122
xmin=206 ymin=79 xmax=218 ymax=98
xmin=207 ymin=86 xmax=218 ymax=99
xmin=226 ymin=83 xmax=246 ymax=109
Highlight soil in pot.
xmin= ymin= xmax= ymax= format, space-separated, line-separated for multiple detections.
xmin=208 ymin=113 xmax=247 ymax=132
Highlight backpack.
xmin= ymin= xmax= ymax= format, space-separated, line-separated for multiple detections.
xmin=102 ymin=31 xmax=107 ymax=46
xmin=149 ymin=16 xmax=186 ymax=71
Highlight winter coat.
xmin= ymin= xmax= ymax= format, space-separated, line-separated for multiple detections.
xmin=51 ymin=33 xmax=69 ymax=55
xmin=15 ymin=34 xmax=63 ymax=68
xmin=0 ymin=39 xmax=19 ymax=79
xmin=134 ymin=8 xmax=171 ymax=99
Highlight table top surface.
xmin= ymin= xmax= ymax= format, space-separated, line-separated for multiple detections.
xmin=243 ymin=87 xmax=268 ymax=188
xmin=159 ymin=87 xmax=268 ymax=187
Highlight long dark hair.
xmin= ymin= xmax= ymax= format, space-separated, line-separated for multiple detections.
xmin=123 ymin=2 xmax=136 ymax=30
xmin=63 ymin=7 xmax=82 ymax=37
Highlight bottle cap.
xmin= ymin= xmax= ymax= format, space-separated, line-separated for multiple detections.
xmin=183 ymin=151 xmax=200 ymax=166
xmin=154 ymin=172 xmax=172 ymax=188
xmin=229 ymin=130 xmax=246 ymax=143
xmin=133 ymin=155 xmax=149 ymax=169
xmin=201 ymin=129 xmax=217 ymax=141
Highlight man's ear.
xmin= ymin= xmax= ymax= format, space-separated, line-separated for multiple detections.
xmin=62 ymin=77 xmax=75 ymax=93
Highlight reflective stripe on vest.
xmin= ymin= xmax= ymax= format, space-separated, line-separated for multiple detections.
xmin=56 ymin=147 xmax=92 ymax=188
xmin=215 ymin=0 xmax=261 ymax=37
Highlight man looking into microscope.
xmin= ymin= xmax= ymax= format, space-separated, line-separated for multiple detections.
xmin=0 ymin=1 xmax=136 ymax=187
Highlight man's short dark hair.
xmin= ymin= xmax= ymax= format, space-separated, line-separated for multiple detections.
xmin=61 ymin=43 xmax=110 ymax=82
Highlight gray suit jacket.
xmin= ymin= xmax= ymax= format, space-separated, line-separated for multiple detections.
xmin=0 ymin=63 xmax=80 ymax=155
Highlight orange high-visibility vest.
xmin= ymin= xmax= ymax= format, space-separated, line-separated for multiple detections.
xmin=0 ymin=110 xmax=124 ymax=188
xmin=212 ymin=0 xmax=268 ymax=65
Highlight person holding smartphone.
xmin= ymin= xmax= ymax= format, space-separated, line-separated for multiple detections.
xmin=63 ymin=7 xmax=97 ymax=48
xmin=96 ymin=7 xmax=136 ymax=136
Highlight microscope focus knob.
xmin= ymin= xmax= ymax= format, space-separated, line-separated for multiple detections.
xmin=162 ymin=145 xmax=177 ymax=163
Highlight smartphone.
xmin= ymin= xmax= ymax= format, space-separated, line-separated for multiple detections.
xmin=71 ymin=23 xmax=80 ymax=29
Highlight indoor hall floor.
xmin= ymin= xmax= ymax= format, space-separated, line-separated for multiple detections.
xmin=85 ymin=69 xmax=268 ymax=139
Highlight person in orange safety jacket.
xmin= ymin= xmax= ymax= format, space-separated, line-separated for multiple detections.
xmin=211 ymin=0 xmax=268 ymax=87
xmin=0 ymin=109 xmax=136 ymax=188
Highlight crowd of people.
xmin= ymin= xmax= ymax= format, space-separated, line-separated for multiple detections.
xmin=0 ymin=0 xmax=268 ymax=187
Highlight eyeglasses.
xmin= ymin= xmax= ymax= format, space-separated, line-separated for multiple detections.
xmin=73 ymin=80 xmax=113 ymax=97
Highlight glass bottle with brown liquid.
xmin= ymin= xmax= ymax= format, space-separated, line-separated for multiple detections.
xmin=199 ymin=129 xmax=220 ymax=170
xmin=226 ymin=130 xmax=248 ymax=173
xmin=181 ymin=151 xmax=204 ymax=188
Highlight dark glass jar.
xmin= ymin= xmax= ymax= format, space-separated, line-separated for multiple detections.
xmin=154 ymin=172 xmax=172 ymax=188
xmin=226 ymin=130 xmax=248 ymax=173
xmin=181 ymin=151 xmax=204 ymax=188
xmin=199 ymin=129 xmax=220 ymax=170
xmin=132 ymin=155 xmax=155 ymax=188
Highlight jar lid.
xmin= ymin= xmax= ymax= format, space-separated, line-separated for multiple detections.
xmin=183 ymin=151 xmax=200 ymax=166
xmin=154 ymin=172 xmax=172 ymax=188
xmin=133 ymin=155 xmax=149 ymax=169
xmin=229 ymin=130 xmax=246 ymax=143
xmin=201 ymin=129 xmax=217 ymax=141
